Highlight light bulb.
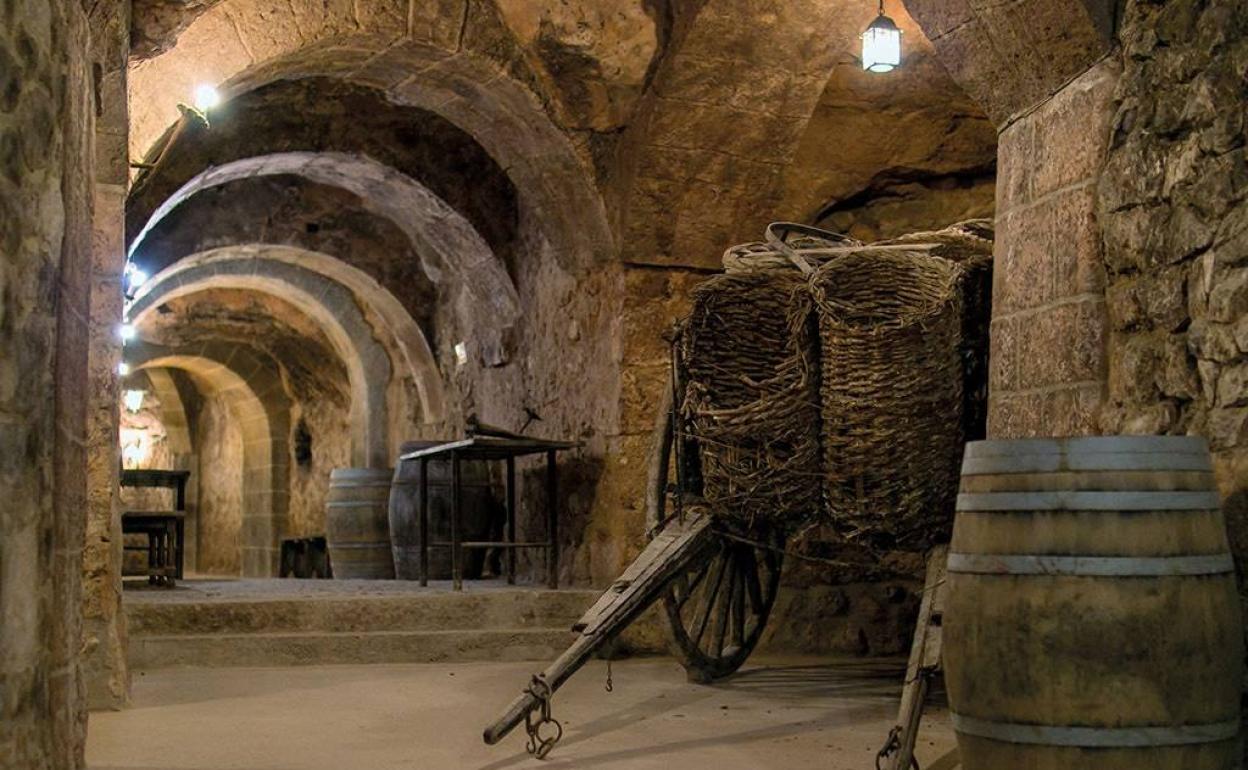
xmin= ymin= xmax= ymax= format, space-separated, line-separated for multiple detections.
xmin=123 ymin=389 xmax=145 ymax=413
xmin=125 ymin=263 xmax=148 ymax=291
xmin=118 ymin=323 xmax=136 ymax=341
xmin=117 ymin=362 xmax=130 ymax=376
xmin=193 ymin=84 xmax=221 ymax=112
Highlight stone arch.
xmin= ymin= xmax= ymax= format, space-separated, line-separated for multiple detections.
xmin=129 ymin=20 xmax=614 ymax=267
xmin=129 ymin=254 xmax=388 ymax=467
xmin=128 ymin=244 xmax=449 ymax=454
xmin=143 ymin=368 xmax=194 ymax=457
xmin=901 ymin=0 xmax=1115 ymax=128
xmin=129 ymin=341 xmax=292 ymax=577
xmin=128 ymin=152 xmax=519 ymax=330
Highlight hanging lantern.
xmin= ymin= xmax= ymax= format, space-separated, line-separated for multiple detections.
xmin=861 ymin=0 xmax=901 ymax=73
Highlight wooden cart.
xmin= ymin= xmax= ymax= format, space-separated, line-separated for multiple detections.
xmin=483 ymin=372 xmax=787 ymax=754
xmin=483 ymin=371 xmax=952 ymax=767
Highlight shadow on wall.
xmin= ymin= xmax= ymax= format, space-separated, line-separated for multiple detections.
xmin=510 ymin=454 xmax=606 ymax=586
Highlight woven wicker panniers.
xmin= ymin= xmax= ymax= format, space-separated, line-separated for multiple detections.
xmin=678 ymin=271 xmax=822 ymax=528
xmin=811 ymin=249 xmax=964 ymax=550
xmin=676 ymin=220 xmax=992 ymax=551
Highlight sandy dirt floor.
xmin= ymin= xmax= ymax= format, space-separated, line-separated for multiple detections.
xmin=87 ymin=657 xmax=956 ymax=770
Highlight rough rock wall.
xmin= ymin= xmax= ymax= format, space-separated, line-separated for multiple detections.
xmin=287 ymin=403 xmax=352 ymax=538
xmin=0 ymin=0 xmax=93 ymax=766
xmin=783 ymin=20 xmax=997 ymax=242
xmin=1098 ymin=0 xmax=1248 ymax=581
xmin=194 ymin=394 xmax=245 ymax=575
xmin=434 ymin=214 xmax=622 ymax=586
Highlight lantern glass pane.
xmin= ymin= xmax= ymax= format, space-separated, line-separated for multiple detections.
xmin=862 ymin=25 xmax=900 ymax=72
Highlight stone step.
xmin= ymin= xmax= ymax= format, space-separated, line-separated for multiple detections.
xmin=126 ymin=588 xmax=600 ymax=636
xmin=128 ymin=628 xmax=579 ymax=670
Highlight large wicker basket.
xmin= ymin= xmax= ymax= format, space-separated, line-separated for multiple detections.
xmin=880 ymin=219 xmax=994 ymax=443
xmin=810 ymin=248 xmax=966 ymax=550
xmin=677 ymin=270 xmax=822 ymax=528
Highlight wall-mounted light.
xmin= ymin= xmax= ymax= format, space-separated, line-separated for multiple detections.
xmin=193 ymin=84 xmax=221 ymax=113
xmin=862 ymin=0 xmax=902 ymax=73
xmin=117 ymin=362 xmax=131 ymax=376
xmin=123 ymin=389 xmax=146 ymax=413
xmin=124 ymin=262 xmax=147 ymax=296
xmin=454 ymin=342 xmax=469 ymax=366
xmin=118 ymin=323 xmax=136 ymax=342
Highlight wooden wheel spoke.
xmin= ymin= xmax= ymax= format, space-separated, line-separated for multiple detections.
xmin=678 ymin=562 xmax=711 ymax=608
xmin=670 ymin=574 xmax=690 ymax=607
xmin=692 ymin=551 xmax=727 ymax=648
xmin=713 ymin=558 xmax=737 ymax=657
xmin=739 ymin=546 xmax=764 ymax=615
xmin=731 ymin=554 xmax=747 ymax=649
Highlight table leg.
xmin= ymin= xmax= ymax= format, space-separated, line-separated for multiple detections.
xmin=546 ymin=450 xmax=558 ymax=590
xmin=452 ymin=453 xmax=462 ymax=591
xmin=148 ymin=532 xmax=158 ymax=585
xmin=506 ymin=456 xmax=516 ymax=586
xmin=175 ymin=517 xmax=185 ymax=579
xmin=419 ymin=457 xmax=429 ymax=588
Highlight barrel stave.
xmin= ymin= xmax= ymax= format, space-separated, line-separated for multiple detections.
xmin=326 ymin=468 xmax=395 ymax=580
xmin=945 ymin=436 xmax=1243 ymax=770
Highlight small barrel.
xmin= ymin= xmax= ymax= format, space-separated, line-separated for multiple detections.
xmin=326 ymin=468 xmax=395 ymax=579
xmin=944 ymin=436 xmax=1242 ymax=770
xmin=388 ymin=442 xmax=498 ymax=581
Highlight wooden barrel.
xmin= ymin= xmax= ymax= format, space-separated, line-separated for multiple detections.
xmin=326 ymin=468 xmax=395 ymax=579
xmin=388 ymin=442 xmax=499 ymax=581
xmin=944 ymin=436 xmax=1242 ymax=770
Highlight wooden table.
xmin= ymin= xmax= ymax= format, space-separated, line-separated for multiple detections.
xmin=396 ymin=432 xmax=579 ymax=591
xmin=121 ymin=469 xmax=190 ymax=587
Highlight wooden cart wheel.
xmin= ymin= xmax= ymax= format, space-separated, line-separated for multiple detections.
xmin=646 ymin=370 xmax=784 ymax=683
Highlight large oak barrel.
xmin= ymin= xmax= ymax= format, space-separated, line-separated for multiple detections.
xmin=388 ymin=442 xmax=500 ymax=581
xmin=944 ymin=436 xmax=1242 ymax=770
xmin=326 ymin=468 xmax=395 ymax=579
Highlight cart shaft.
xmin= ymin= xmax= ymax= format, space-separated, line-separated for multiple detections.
xmin=482 ymin=512 xmax=716 ymax=745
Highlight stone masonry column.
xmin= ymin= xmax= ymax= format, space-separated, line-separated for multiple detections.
xmin=904 ymin=0 xmax=1119 ymax=438
xmin=987 ymin=60 xmax=1120 ymax=436
xmin=82 ymin=0 xmax=132 ymax=710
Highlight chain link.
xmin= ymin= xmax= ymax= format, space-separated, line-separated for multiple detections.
xmin=523 ymin=675 xmax=563 ymax=759
xmin=605 ymin=657 xmax=613 ymax=693
xmin=875 ymin=725 xmax=921 ymax=770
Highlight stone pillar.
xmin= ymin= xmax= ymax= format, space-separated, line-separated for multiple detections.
xmin=82 ymin=0 xmax=132 ymax=710
xmin=0 ymin=1 xmax=95 ymax=767
xmin=987 ymin=60 xmax=1120 ymax=437
xmin=904 ymin=0 xmax=1119 ymax=439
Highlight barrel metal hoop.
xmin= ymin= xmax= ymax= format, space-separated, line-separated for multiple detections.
xmin=951 ymin=713 xmax=1240 ymax=748
xmin=960 ymin=454 xmax=1213 ymax=475
xmin=947 ymin=552 xmax=1235 ymax=577
xmin=956 ymin=491 xmax=1221 ymax=512
xmin=325 ymin=542 xmax=391 ymax=550
xmin=964 ymin=436 xmax=1210 ymax=458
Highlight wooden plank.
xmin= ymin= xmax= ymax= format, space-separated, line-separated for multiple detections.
xmin=575 ymin=513 xmax=714 ymax=634
xmin=887 ymin=544 xmax=948 ymax=770
xmin=485 ymin=512 xmax=716 ymax=745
